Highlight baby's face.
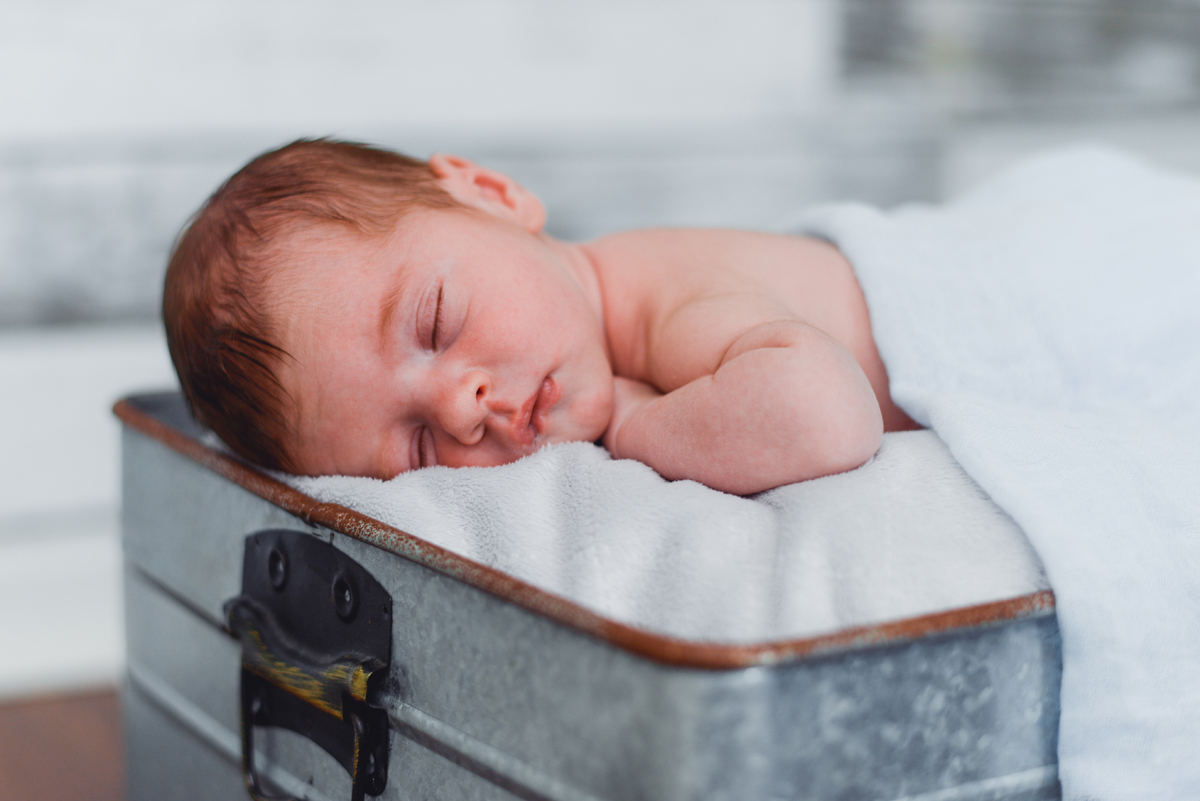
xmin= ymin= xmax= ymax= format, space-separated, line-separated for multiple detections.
xmin=274 ymin=207 xmax=615 ymax=478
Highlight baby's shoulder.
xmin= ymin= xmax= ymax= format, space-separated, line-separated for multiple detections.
xmin=583 ymin=228 xmax=749 ymax=325
xmin=584 ymin=226 xmax=843 ymax=301
xmin=587 ymin=226 xmax=838 ymax=268
xmin=587 ymin=226 xmax=777 ymax=262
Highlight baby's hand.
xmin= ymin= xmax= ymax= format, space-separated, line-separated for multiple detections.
xmin=602 ymin=377 xmax=662 ymax=456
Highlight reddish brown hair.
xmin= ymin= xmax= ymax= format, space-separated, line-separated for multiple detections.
xmin=163 ymin=138 xmax=460 ymax=472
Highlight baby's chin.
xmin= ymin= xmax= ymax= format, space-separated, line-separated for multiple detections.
xmin=549 ymin=400 xmax=614 ymax=450
xmin=552 ymin=380 xmax=615 ymax=445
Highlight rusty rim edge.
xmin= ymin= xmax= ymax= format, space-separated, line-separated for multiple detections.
xmin=114 ymin=396 xmax=1056 ymax=671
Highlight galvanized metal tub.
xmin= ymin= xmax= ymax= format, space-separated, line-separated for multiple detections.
xmin=116 ymin=391 xmax=1061 ymax=801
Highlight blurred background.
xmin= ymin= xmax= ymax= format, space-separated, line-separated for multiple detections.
xmin=2 ymin=0 xmax=1199 ymax=796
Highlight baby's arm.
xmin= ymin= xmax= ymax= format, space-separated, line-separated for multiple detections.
xmin=602 ymin=316 xmax=883 ymax=495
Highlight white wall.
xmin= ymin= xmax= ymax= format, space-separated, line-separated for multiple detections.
xmin=0 ymin=325 xmax=177 ymax=697
xmin=0 ymin=1 xmax=844 ymax=325
xmin=1 ymin=0 xmax=838 ymax=139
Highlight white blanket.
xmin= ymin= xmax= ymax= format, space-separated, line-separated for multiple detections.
xmin=794 ymin=146 xmax=1200 ymax=800
xmin=290 ymin=430 xmax=1046 ymax=643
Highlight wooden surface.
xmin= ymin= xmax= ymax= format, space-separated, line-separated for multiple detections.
xmin=0 ymin=688 xmax=125 ymax=801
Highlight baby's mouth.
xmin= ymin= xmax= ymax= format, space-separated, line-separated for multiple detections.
xmin=530 ymin=377 xmax=560 ymax=435
xmin=517 ymin=377 xmax=559 ymax=446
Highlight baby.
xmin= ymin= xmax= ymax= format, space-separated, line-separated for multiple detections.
xmin=164 ymin=139 xmax=918 ymax=496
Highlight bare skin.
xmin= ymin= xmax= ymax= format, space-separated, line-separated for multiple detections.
xmin=275 ymin=154 xmax=919 ymax=495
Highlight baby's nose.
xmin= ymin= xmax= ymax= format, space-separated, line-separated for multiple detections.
xmin=436 ymin=369 xmax=491 ymax=445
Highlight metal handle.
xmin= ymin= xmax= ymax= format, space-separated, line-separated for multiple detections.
xmin=226 ymin=530 xmax=393 ymax=801
xmin=228 ymin=596 xmax=383 ymax=718
xmin=229 ymin=597 xmax=388 ymax=801
xmin=240 ymin=668 xmax=380 ymax=801
xmin=241 ymin=670 xmax=300 ymax=801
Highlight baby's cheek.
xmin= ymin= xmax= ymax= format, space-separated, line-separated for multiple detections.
xmin=443 ymin=440 xmax=524 ymax=469
xmin=586 ymin=382 xmax=619 ymax=438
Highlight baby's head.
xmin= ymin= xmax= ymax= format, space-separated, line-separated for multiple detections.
xmin=164 ymin=139 xmax=614 ymax=477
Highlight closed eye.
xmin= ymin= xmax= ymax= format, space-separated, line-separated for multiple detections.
xmin=431 ymin=284 xmax=444 ymax=351
xmin=417 ymin=282 xmax=443 ymax=350
xmin=410 ymin=425 xmax=438 ymax=469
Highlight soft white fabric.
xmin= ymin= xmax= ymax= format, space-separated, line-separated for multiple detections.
xmin=289 ymin=429 xmax=1047 ymax=643
xmin=793 ymin=146 xmax=1200 ymax=800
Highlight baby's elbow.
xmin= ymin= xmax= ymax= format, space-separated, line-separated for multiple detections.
xmin=833 ymin=404 xmax=884 ymax=473
xmin=803 ymin=394 xmax=883 ymax=478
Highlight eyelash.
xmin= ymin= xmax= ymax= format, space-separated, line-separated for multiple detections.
xmin=417 ymin=426 xmax=436 ymax=468
xmin=431 ymin=285 xmax=443 ymax=350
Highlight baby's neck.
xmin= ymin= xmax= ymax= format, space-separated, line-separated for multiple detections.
xmin=540 ymin=233 xmax=609 ymax=342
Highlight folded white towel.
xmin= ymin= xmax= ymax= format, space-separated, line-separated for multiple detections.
xmin=288 ymin=429 xmax=1046 ymax=644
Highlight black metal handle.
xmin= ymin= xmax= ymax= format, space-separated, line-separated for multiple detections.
xmin=241 ymin=670 xmax=299 ymax=801
xmin=240 ymin=668 xmax=384 ymax=801
xmin=227 ymin=596 xmax=384 ymax=718
xmin=227 ymin=530 xmax=393 ymax=801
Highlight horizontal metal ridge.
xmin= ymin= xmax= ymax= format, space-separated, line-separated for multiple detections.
xmin=126 ymin=661 xmax=336 ymax=801
xmin=130 ymin=657 xmax=1058 ymax=801
xmin=389 ymin=702 xmax=607 ymax=801
xmin=129 ymin=657 xmax=606 ymax=801
xmin=890 ymin=765 xmax=1059 ymax=801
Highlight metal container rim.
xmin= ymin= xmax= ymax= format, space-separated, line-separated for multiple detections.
xmin=115 ymin=391 xmax=1055 ymax=670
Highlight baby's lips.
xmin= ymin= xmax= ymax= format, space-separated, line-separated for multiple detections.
xmin=510 ymin=385 xmax=542 ymax=448
xmin=503 ymin=376 xmax=560 ymax=450
xmin=531 ymin=377 xmax=561 ymax=432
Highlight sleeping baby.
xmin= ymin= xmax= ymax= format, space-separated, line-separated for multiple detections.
xmin=164 ymin=138 xmax=919 ymax=495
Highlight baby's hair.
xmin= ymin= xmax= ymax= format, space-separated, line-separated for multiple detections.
xmin=163 ymin=138 xmax=461 ymax=472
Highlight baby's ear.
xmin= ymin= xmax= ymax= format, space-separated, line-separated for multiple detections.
xmin=429 ymin=154 xmax=546 ymax=233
